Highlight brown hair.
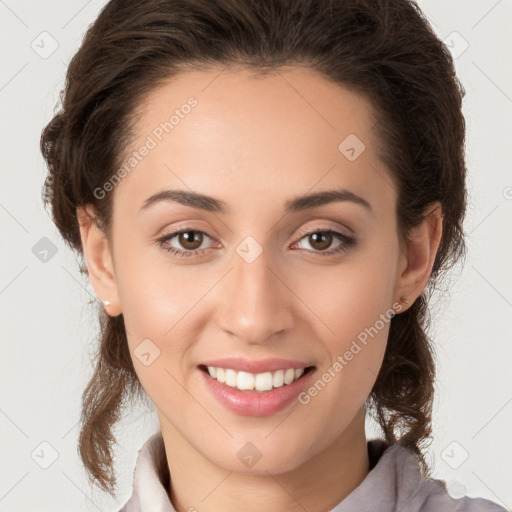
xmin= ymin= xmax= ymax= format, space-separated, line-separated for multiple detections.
xmin=40 ymin=0 xmax=467 ymax=498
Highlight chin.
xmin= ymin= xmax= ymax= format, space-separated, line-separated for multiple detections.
xmin=201 ymin=436 xmax=314 ymax=476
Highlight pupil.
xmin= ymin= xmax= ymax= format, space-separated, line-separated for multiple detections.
xmin=311 ymin=232 xmax=330 ymax=250
xmin=181 ymin=231 xmax=201 ymax=249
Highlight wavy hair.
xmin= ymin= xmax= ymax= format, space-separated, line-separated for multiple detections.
xmin=40 ymin=0 xmax=467 ymax=497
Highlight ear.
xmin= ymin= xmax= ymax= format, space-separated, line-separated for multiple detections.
xmin=76 ymin=205 xmax=122 ymax=317
xmin=394 ymin=201 xmax=443 ymax=311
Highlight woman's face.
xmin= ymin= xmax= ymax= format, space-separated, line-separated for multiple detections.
xmin=94 ymin=66 xmax=413 ymax=473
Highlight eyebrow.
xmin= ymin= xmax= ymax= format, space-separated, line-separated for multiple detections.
xmin=139 ymin=187 xmax=372 ymax=215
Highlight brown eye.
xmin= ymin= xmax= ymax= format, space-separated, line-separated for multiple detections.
xmin=157 ymin=228 xmax=214 ymax=258
xmin=177 ymin=231 xmax=204 ymax=251
xmin=307 ymin=232 xmax=333 ymax=251
xmin=293 ymin=229 xmax=355 ymax=257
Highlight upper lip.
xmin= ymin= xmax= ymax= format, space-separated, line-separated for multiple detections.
xmin=199 ymin=357 xmax=314 ymax=374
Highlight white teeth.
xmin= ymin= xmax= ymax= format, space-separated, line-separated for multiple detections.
xmin=216 ymin=367 xmax=225 ymax=383
xmin=255 ymin=372 xmax=273 ymax=391
xmin=225 ymin=369 xmax=237 ymax=387
xmin=273 ymin=369 xmax=284 ymax=388
xmin=284 ymin=368 xmax=295 ymax=385
xmin=205 ymin=366 xmax=308 ymax=392
xmin=237 ymin=371 xmax=255 ymax=390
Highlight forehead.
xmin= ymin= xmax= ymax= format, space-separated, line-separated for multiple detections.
xmin=133 ymin=65 xmax=378 ymax=144
xmin=112 ymin=65 xmax=395 ymax=218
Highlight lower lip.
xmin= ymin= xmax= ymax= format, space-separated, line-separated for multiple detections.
xmin=199 ymin=367 xmax=315 ymax=416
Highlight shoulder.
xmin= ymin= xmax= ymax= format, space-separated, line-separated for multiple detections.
xmin=334 ymin=440 xmax=508 ymax=512
xmin=389 ymin=443 xmax=508 ymax=512
xmin=417 ymin=478 xmax=508 ymax=512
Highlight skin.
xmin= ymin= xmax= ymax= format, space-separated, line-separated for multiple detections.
xmin=77 ymin=66 xmax=442 ymax=512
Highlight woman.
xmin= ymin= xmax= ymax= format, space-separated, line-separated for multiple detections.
xmin=39 ymin=0 xmax=507 ymax=510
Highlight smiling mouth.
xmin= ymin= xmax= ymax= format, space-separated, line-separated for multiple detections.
xmin=198 ymin=364 xmax=315 ymax=393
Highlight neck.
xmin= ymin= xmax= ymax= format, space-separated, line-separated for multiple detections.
xmin=160 ymin=406 xmax=370 ymax=512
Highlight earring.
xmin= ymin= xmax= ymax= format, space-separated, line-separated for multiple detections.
xmin=102 ymin=299 xmax=111 ymax=307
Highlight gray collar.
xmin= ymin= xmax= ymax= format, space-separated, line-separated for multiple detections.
xmin=119 ymin=432 xmax=506 ymax=512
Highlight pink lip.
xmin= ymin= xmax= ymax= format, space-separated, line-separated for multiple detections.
xmin=198 ymin=366 xmax=316 ymax=416
xmin=200 ymin=357 xmax=312 ymax=373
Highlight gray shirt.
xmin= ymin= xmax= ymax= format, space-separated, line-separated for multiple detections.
xmin=118 ymin=432 xmax=508 ymax=511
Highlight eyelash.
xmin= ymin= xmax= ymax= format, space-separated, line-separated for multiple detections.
xmin=156 ymin=226 xmax=355 ymax=259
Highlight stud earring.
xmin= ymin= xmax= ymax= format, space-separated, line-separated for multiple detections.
xmin=102 ymin=299 xmax=111 ymax=307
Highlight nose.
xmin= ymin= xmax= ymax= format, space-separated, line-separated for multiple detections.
xmin=215 ymin=244 xmax=295 ymax=345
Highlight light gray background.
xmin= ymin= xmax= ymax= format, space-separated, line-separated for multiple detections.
xmin=1 ymin=1 xmax=511 ymax=511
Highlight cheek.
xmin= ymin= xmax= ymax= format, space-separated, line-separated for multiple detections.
xmin=291 ymin=250 xmax=395 ymax=403
xmin=115 ymin=256 xmax=210 ymax=398
xmin=298 ymin=313 xmax=390 ymax=441
xmin=293 ymin=250 xmax=397 ymax=347
xmin=115 ymin=242 xmax=203 ymax=341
